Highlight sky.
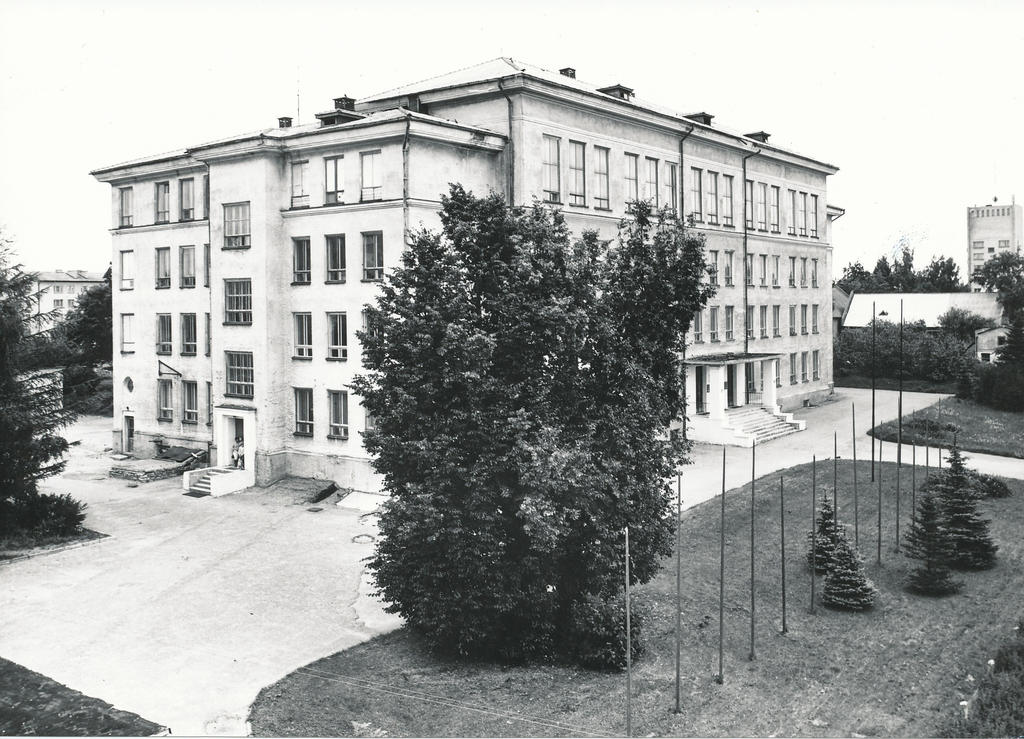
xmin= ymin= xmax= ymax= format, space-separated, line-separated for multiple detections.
xmin=2 ymin=0 xmax=1023 ymax=280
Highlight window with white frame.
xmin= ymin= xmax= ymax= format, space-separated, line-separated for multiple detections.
xmin=789 ymin=304 xmax=797 ymax=336
xmin=155 ymin=181 xmax=170 ymax=223
xmin=693 ymin=310 xmax=703 ymax=343
xmin=812 ymin=304 xmax=819 ymax=334
xmin=327 ymin=312 xmax=347 ymax=359
xmin=709 ymin=306 xmax=719 ymax=342
xmin=760 ymin=254 xmax=768 ymax=286
xmin=812 ymin=349 xmax=820 ymax=380
xmin=119 ymin=187 xmax=133 ymax=227
xmin=568 ymin=141 xmax=586 ymax=206
xmin=725 ymin=306 xmax=734 ymax=341
xmin=801 ymin=304 xmax=808 ymax=334
xmin=204 ymin=313 xmax=211 ymax=356
xmin=293 ymin=238 xmax=311 ymax=284
xmin=665 ymin=162 xmax=678 ymax=213
xmin=293 ymin=313 xmax=313 ymax=358
xmin=542 ymin=135 xmax=561 ymax=203
xmin=789 ymin=353 xmax=797 ymax=385
xmin=326 ymin=235 xmax=346 ymax=282
xmin=787 ymin=190 xmax=797 ymax=235
xmin=689 ymin=167 xmax=702 ymax=221
xmin=745 ymin=305 xmax=754 ymax=339
xmin=156 ymin=314 xmax=172 ymax=354
xmin=744 ymin=179 xmax=754 ymax=228
xmin=203 ymin=244 xmax=210 ymax=287
xmin=155 ymin=247 xmax=170 ymax=288
xmin=788 ymin=256 xmax=797 ymax=286
xmin=180 ymin=313 xmax=197 ymax=355
xmin=645 ymin=157 xmax=658 ymax=207
xmin=119 ymin=250 xmax=134 ymax=289
xmin=179 ymin=245 xmax=195 ymax=288
xmin=294 ymin=388 xmax=313 ymax=435
xmin=722 ymin=175 xmax=734 ymax=226
xmin=224 ymin=279 xmax=252 ymax=324
xmin=225 ymin=351 xmax=254 ymax=398
xmin=625 ymin=154 xmax=640 ymax=203
xmin=708 ymin=250 xmax=719 ymax=285
xmin=360 ymin=150 xmax=382 ymax=201
xmin=798 ymin=192 xmax=808 ymax=236
xmin=291 ymin=161 xmax=309 ymax=208
xmin=745 ymin=254 xmax=754 ymax=285
xmin=363 ymin=232 xmax=384 ymax=280
xmin=810 ymin=195 xmax=819 ymax=237
xmin=329 ymin=390 xmax=349 ymax=439
xmin=775 ymin=360 xmax=781 ymax=388
xmin=756 ymin=183 xmax=767 ymax=230
xmin=206 ymin=381 xmax=212 ymax=424
xmin=594 ymin=147 xmax=610 ymax=209
xmin=759 ymin=305 xmax=768 ymax=338
xmin=179 ymin=178 xmax=194 ymax=220
xmin=706 ymin=172 xmax=719 ymax=224
xmin=224 ymin=202 xmax=251 ymax=248
xmin=158 ymin=379 xmax=173 ymax=420
xmin=801 ymin=351 xmax=809 ymax=382
xmin=800 ymin=257 xmax=808 ymax=286
xmin=120 ymin=313 xmax=134 ymax=352
xmin=183 ymin=381 xmax=198 ymax=423
xmin=769 ymin=186 xmax=780 ymax=232
xmin=202 ymin=175 xmax=209 ymax=219
xmin=772 ymin=305 xmax=781 ymax=336
xmin=811 ymin=258 xmax=819 ymax=287
xmin=325 ymin=156 xmax=344 ymax=204
xmin=724 ymin=250 xmax=734 ymax=286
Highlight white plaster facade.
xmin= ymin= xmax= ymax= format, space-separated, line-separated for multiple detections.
xmin=93 ymin=58 xmax=840 ymax=491
xmin=31 ymin=270 xmax=105 ymax=333
xmin=968 ymin=201 xmax=1023 ymax=289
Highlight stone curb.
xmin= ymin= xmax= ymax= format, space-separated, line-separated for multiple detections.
xmin=0 ymin=532 xmax=112 ymax=567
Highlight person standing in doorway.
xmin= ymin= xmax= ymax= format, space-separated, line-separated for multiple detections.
xmin=231 ymin=436 xmax=244 ymax=469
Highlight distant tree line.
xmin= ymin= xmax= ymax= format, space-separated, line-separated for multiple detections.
xmin=835 ymin=245 xmax=966 ymax=294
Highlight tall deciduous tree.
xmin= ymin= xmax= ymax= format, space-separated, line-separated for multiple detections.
xmin=977 ymin=251 xmax=1024 ymax=320
xmin=64 ymin=267 xmax=112 ymax=365
xmin=354 ymin=187 xmax=712 ymax=664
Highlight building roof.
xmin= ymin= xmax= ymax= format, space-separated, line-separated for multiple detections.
xmin=832 ymin=286 xmax=850 ymax=319
xmin=34 ymin=270 xmax=105 ymax=283
xmin=843 ymin=292 xmax=1003 ymax=329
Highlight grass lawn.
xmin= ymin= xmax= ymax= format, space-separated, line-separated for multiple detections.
xmin=834 ymin=373 xmax=957 ymax=394
xmin=0 ymin=528 xmax=105 ymax=561
xmin=0 ymin=657 xmax=161 ymax=736
xmin=870 ymin=396 xmax=1024 ymax=459
xmin=248 ymin=460 xmax=1024 ymax=738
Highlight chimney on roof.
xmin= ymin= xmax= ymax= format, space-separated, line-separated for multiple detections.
xmin=597 ymin=83 xmax=634 ymax=101
xmin=559 ymin=67 xmax=576 ymax=79
xmin=684 ymin=112 xmax=714 ymax=126
xmin=745 ymin=131 xmax=770 ymax=143
xmin=278 ymin=116 xmax=292 ymax=128
xmin=334 ymin=95 xmax=356 ymax=111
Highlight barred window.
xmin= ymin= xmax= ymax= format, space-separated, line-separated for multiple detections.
xmin=294 ymin=313 xmax=313 ymax=358
xmin=224 ymin=279 xmax=252 ymax=324
xmin=328 ymin=390 xmax=349 ymax=439
xmin=225 ymin=352 xmax=254 ymax=398
xmin=224 ymin=202 xmax=251 ymax=248
xmin=294 ymin=388 xmax=313 ymax=435
xmin=326 ymin=235 xmax=346 ymax=282
xmin=327 ymin=312 xmax=347 ymax=360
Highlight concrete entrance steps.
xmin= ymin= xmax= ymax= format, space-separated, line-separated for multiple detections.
xmin=724 ymin=405 xmax=802 ymax=444
xmin=187 ymin=467 xmax=236 ymax=496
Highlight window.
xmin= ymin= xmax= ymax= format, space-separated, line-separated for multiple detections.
xmin=363 ymin=232 xmax=384 ymax=281
xmin=594 ymin=147 xmax=610 ymax=209
xmin=180 ymin=313 xmax=197 ymax=355
xmin=775 ymin=360 xmax=781 ymax=388
xmin=155 ymin=181 xmax=170 ymax=223
xmin=362 ymin=309 xmax=382 ymax=341
xmin=810 ymin=195 xmax=819 ymax=237
xmin=224 ymin=202 xmax=251 ymax=248
xmin=801 ymin=351 xmax=809 ymax=382
xmin=788 ymin=256 xmax=797 ymax=287
xmin=179 ymin=178 xmax=194 ymax=220
xmin=120 ymin=313 xmax=134 ymax=352
xmin=293 ymin=313 xmax=313 ymax=358
xmin=294 ymin=388 xmax=313 ymax=435
xmin=625 ymin=154 xmax=639 ymax=203
xmin=119 ymin=187 xmax=133 ymax=227
xmin=202 ymin=175 xmax=209 ymax=219
xmin=725 ymin=306 xmax=734 ymax=341
xmin=759 ymin=305 xmax=768 ymax=338
xmin=665 ymin=162 xmax=678 ymax=213
xmin=769 ymin=186 xmax=780 ymax=232
xmin=689 ymin=167 xmax=702 ymax=220
xmin=225 ymin=351 xmax=254 ymax=398
xmin=772 ymin=305 xmax=781 ymax=337
xmin=724 ymin=250 xmax=734 ymax=286
xmin=360 ymin=150 xmax=382 ymax=201
xmin=706 ymin=172 xmax=719 ymax=224
xmin=693 ymin=310 xmax=703 ymax=343
xmin=329 ymin=390 xmax=349 ymax=439
xmin=326 ymin=235 xmax=346 ymax=282
xmin=812 ymin=350 xmax=820 ymax=380
xmin=789 ymin=353 xmax=797 ymax=385
xmin=179 ymin=245 xmax=195 ymax=288
xmin=206 ymin=382 xmax=213 ymax=424
xmin=183 ymin=381 xmax=198 ymax=423
xmin=801 ymin=304 xmax=808 ymax=335
xmin=325 ymin=156 xmax=344 ymax=204
xmin=722 ymin=175 xmax=734 ymax=226
xmin=745 ymin=254 xmax=754 ymax=285
xmin=155 ymin=247 xmax=170 ymax=288
xmin=709 ymin=307 xmax=719 ymax=342
xmin=812 ymin=304 xmax=819 ymax=334
xmin=203 ymin=244 xmax=210 ymax=287
xmin=999 ymin=239 xmax=1010 ymax=248
xmin=158 ymin=379 xmax=173 ymax=420
xmin=293 ymin=238 xmax=311 ymax=284
xmin=756 ymin=183 xmax=767 ymax=230
xmin=800 ymin=257 xmax=808 ymax=287
xmin=291 ymin=161 xmax=309 ymax=208
xmin=645 ymin=157 xmax=659 ymax=207
xmin=569 ymin=142 xmax=586 ymax=206
xmin=365 ymin=408 xmax=378 ymax=433
xmin=119 ymin=250 xmax=134 ymax=290
xmin=811 ymin=258 xmax=819 ymax=287
xmin=787 ymin=190 xmax=797 ymax=235
xmin=327 ymin=312 xmax=347 ymax=359
xmin=542 ymin=135 xmax=561 ymax=203
xmin=744 ymin=180 xmax=754 ymax=228
xmin=798 ymin=192 xmax=808 ymax=236
xmin=204 ymin=313 xmax=211 ymax=356
xmin=708 ymin=250 xmax=719 ymax=285
xmin=745 ymin=305 xmax=754 ymax=339
xmin=981 ymin=352 xmax=992 ymax=362
xmin=156 ymin=314 xmax=172 ymax=354
xmin=224 ymin=279 xmax=252 ymax=324
xmin=789 ymin=305 xmax=797 ymax=336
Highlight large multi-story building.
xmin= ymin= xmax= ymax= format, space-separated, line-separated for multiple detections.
xmin=31 ymin=270 xmax=105 ymax=333
xmin=92 ymin=57 xmax=840 ymax=493
xmin=968 ymin=200 xmax=1022 ymax=290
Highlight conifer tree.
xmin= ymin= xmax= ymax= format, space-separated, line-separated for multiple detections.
xmin=822 ymin=534 xmax=876 ymax=611
xmin=938 ymin=443 xmax=998 ymax=570
xmin=904 ymin=492 xmax=961 ymax=595
xmin=807 ymin=494 xmax=842 ymax=574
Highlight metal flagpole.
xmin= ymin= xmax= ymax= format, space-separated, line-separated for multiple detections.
xmin=833 ymin=431 xmax=838 ymax=522
xmin=780 ymin=475 xmax=787 ymax=634
xmin=625 ymin=526 xmax=632 ymax=737
xmin=750 ymin=440 xmax=756 ymax=661
xmin=674 ymin=471 xmax=682 ymax=713
xmin=810 ymin=456 xmax=816 ymax=614
xmin=912 ymin=444 xmax=917 ymax=528
xmin=896 ymin=299 xmax=903 ymax=553
xmin=852 ymin=403 xmax=859 ymax=547
xmin=877 ymin=440 xmax=883 ymax=566
xmin=717 ymin=447 xmax=726 ymax=684
xmin=871 ymin=300 xmax=877 ymax=482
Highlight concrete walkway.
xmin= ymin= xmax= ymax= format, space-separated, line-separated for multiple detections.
xmin=0 ymin=416 xmax=399 ymax=736
xmin=681 ymin=387 xmax=1024 ymax=510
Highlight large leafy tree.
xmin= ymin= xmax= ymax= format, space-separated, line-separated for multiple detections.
xmin=977 ymin=251 xmax=1024 ymax=320
xmin=938 ymin=307 xmax=996 ymax=343
xmin=919 ymin=256 xmax=966 ymax=292
xmin=354 ymin=187 xmax=712 ymax=664
xmin=64 ymin=267 xmax=112 ymax=364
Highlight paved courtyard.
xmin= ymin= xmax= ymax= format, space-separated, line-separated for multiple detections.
xmin=1 ymin=390 xmax=1021 ymax=735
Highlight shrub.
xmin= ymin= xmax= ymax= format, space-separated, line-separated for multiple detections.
xmin=967 ymin=471 xmax=1013 ymax=499
xmin=0 ymin=491 xmax=86 ymax=538
xmin=968 ymin=362 xmax=1024 ymax=412
xmin=563 ymin=593 xmax=647 ymax=671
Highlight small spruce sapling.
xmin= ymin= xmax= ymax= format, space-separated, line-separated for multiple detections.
xmin=939 ymin=444 xmax=998 ymax=571
xmin=904 ymin=492 xmax=961 ymax=595
xmin=807 ymin=494 xmax=843 ymax=574
xmin=822 ymin=534 xmax=876 ymax=611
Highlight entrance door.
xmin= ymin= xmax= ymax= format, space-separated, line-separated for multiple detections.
xmin=745 ymin=362 xmax=756 ymax=403
xmin=123 ymin=415 xmax=135 ymax=453
xmin=695 ymin=366 xmax=707 ymax=414
xmin=726 ymin=366 xmax=737 ymax=408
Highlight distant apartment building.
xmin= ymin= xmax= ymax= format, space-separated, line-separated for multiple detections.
xmin=968 ymin=200 xmax=1022 ymax=289
xmin=91 ymin=57 xmax=841 ymax=492
xmin=31 ymin=270 xmax=105 ymax=333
